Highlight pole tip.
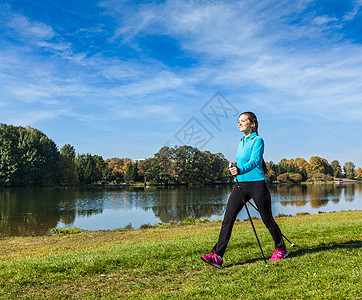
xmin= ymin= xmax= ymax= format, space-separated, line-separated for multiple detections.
xmin=265 ymin=264 xmax=269 ymax=268
xmin=291 ymin=244 xmax=295 ymax=247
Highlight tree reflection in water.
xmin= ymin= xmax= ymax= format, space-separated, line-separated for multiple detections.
xmin=0 ymin=183 xmax=361 ymax=237
xmin=149 ymin=185 xmax=233 ymax=223
xmin=271 ymin=183 xmax=360 ymax=209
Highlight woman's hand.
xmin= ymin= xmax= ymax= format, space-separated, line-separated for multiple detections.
xmin=229 ymin=166 xmax=238 ymax=176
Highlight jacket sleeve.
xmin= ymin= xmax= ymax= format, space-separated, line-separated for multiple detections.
xmin=238 ymin=137 xmax=264 ymax=174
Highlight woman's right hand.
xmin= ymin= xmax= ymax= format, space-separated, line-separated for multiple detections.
xmin=229 ymin=166 xmax=238 ymax=176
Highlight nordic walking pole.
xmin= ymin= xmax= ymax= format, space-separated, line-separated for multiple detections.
xmin=246 ymin=201 xmax=295 ymax=247
xmin=229 ymin=164 xmax=269 ymax=267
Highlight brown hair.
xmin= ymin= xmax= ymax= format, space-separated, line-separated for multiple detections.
xmin=240 ymin=112 xmax=268 ymax=175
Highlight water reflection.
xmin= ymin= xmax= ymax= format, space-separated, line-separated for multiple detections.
xmin=269 ymin=183 xmax=361 ymax=209
xmin=0 ymin=183 xmax=361 ymax=237
xmin=1 ymin=188 xmax=66 ymax=236
xmin=148 ymin=185 xmax=233 ymax=223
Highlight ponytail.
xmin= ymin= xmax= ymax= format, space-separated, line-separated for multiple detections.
xmin=256 ymin=130 xmax=269 ymax=175
xmin=262 ymin=159 xmax=269 ymax=175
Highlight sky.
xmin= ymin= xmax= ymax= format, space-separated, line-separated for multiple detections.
xmin=0 ymin=0 xmax=361 ymax=168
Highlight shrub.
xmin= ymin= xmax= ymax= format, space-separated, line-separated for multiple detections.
xmin=277 ymin=173 xmax=289 ymax=183
xmin=140 ymin=224 xmax=153 ymax=229
xmin=275 ymin=213 xmax=292 ymax=218
xmin=296 ymin=212 xmax=310 ymax=216
xmin=266 ymin=173 xmax=277 ymax=183
xmin=51 ymin=227 xmax=82 ymax=235
xmin=324 ymin=174 xmax=334 ymax=181
xmin=289 ymin=173 xmax=303 ymax=183
xmin=181 ymin=217 xmax=197 ymax=225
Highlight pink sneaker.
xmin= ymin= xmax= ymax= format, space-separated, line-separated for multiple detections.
xmin=200 ymin=251 xmax=223 ymax=268
xmin=270 ymin=249 xmax=289 ymax=261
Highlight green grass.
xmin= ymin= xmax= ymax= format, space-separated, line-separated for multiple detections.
xmin=0 ymin=211 xmax=361 ymax=299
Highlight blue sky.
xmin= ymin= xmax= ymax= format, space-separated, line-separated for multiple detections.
xmin=1 ymin=0 xmax=361 ymax=168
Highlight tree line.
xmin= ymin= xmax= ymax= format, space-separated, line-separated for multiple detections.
xmin=0 ymin=123 xmax=361 ymax=187
xmin=0 ymin=124 xmax=230 ymax=187
xmin=266 ymin=157 xmax=360 ymax=183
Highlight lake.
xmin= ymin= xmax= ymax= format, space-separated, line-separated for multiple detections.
xmin=1 ymin=182 xmax=361 ymax=237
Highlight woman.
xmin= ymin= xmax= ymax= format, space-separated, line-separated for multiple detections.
xmin=201 ymin=112 xmax=288 ymax=268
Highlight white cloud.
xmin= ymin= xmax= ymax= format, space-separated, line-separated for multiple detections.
xmin=312 ymin=15 xmax=339 ymax=26
xmin=4 ymin=13 xmax=88 ymax=63
xmin=115 ymin=103 xmax=176 ymax=120
xmin=2 ymin=108 xmax=69 ymax=126
xmin=343 ymin=0 xmax=362 ymax=21
xmin=1 ymin=0 xmax=362 ymax=130
xmin=7 ymin=14 xmax=56 ymax=40
xmin=37 ymin=41 xmax=71 ymax=52
xmin=144 ymin=0 xmax=362 ymax=120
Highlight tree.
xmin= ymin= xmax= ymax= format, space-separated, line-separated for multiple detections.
xmin=93 ymin=155 xmax=107 ymax=183
xmin=75 ymin=154 xmax=106 ymax=184
xmin=308 ymin=156 xmax=332 ymax=176
xmin=266 ymin=161 xmax=278 ymax=174
xmin=286 ymin=159 xmax=299 ymax=173
xmin=105 ymin=157 xmax=132 ymax=183
xmin=277 ymin=158 xmax=288 ymax=176
xmin=138 ymin=146 xmax=229 ymax=185
xmin=152 ymin=146 xmax=175 ymax=184
xmin=294 ymin=158 xmax=309 ymax=171
xmin=330 ymin=160 xmax=342 ymax=178
xmin=60 ymin=144 xmax=76 ymax=159
xmin=343 ymin=161 xmax=355 ymax=179
xmin=125 ymin=162 xmax=142 ymax=183
xmin=0 ymin=124 xmax=59 ymax=187
xmin=59 ymin=144 xmax=77 ymax=185
xmin=138 ymin=158 xmax=154 ymax=184
xmin=355 ymin=167 xmax=362 ymax=178
xmin=197 ymin=151 xmax=228 ymax=184
xmin=299 ymin=167 xmax=308 ymax=181
xmin=265 ymin=169 xmax=277 ymax=183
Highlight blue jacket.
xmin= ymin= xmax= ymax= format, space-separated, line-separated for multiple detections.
xmin=235 ymin=132 xmax=265 ymax=182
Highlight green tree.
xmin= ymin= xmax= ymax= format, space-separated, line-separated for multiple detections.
xmin=60 ymin=144 xmax=76 ymax=159
xmin=59 ymin=144 xmax=77 ymax=185
xmin=75 ymin=154 xmax=105 ymax=184
xmin=277 ymin=158 xmax=288 ymax=176
xmin=0 ymin=124 xmax=59 ymax=187
xmin=93 ymin=155 xmax=106 ymax=183
xmin=266 ymin=161 xmax=278 ymax=174
xmin=286 ymin=159 xmax=299 ymax=173
xmin=294 ymin=158 xmax=309 ymax=171
xmin=331 ymin=160 xmax=342 ymax=178
xmin=173 ymin=145 xmax=203 ymax=184
xmin=201 ymin=151 xmax=229 ymax=184
xmin=299 ymin=167 xmax=308 ymax=181
xmin=138 ymin=146 xmax=229 ymax=185
xmin=343 ymin=162 xmax=355 ymax=179
xmin=152 ymin=146 xmax=175 ymax=184
xmin=265 ymin=169 xmax=277 ymax=183
xmin=125 ymin=162 xmax=143 ymax=183
xmin=307 ymin=156 xmax=332 ymax=176
xmin=138 ymin=158 xmax=154 ymax=184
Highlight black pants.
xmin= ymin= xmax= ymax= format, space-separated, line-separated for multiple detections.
xmin=212 ymin=181 xmax=285 ymax=257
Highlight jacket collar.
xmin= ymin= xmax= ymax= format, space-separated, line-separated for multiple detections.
xmin=242 ymin=132 xmax=258 ymax=143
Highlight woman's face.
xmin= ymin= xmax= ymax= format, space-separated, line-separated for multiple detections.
xmin=238 ymin=114 xmax=253 ymax=134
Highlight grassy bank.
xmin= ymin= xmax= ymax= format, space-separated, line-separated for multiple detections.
xmin=1 ymin=211 xmax=361 ymax=299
